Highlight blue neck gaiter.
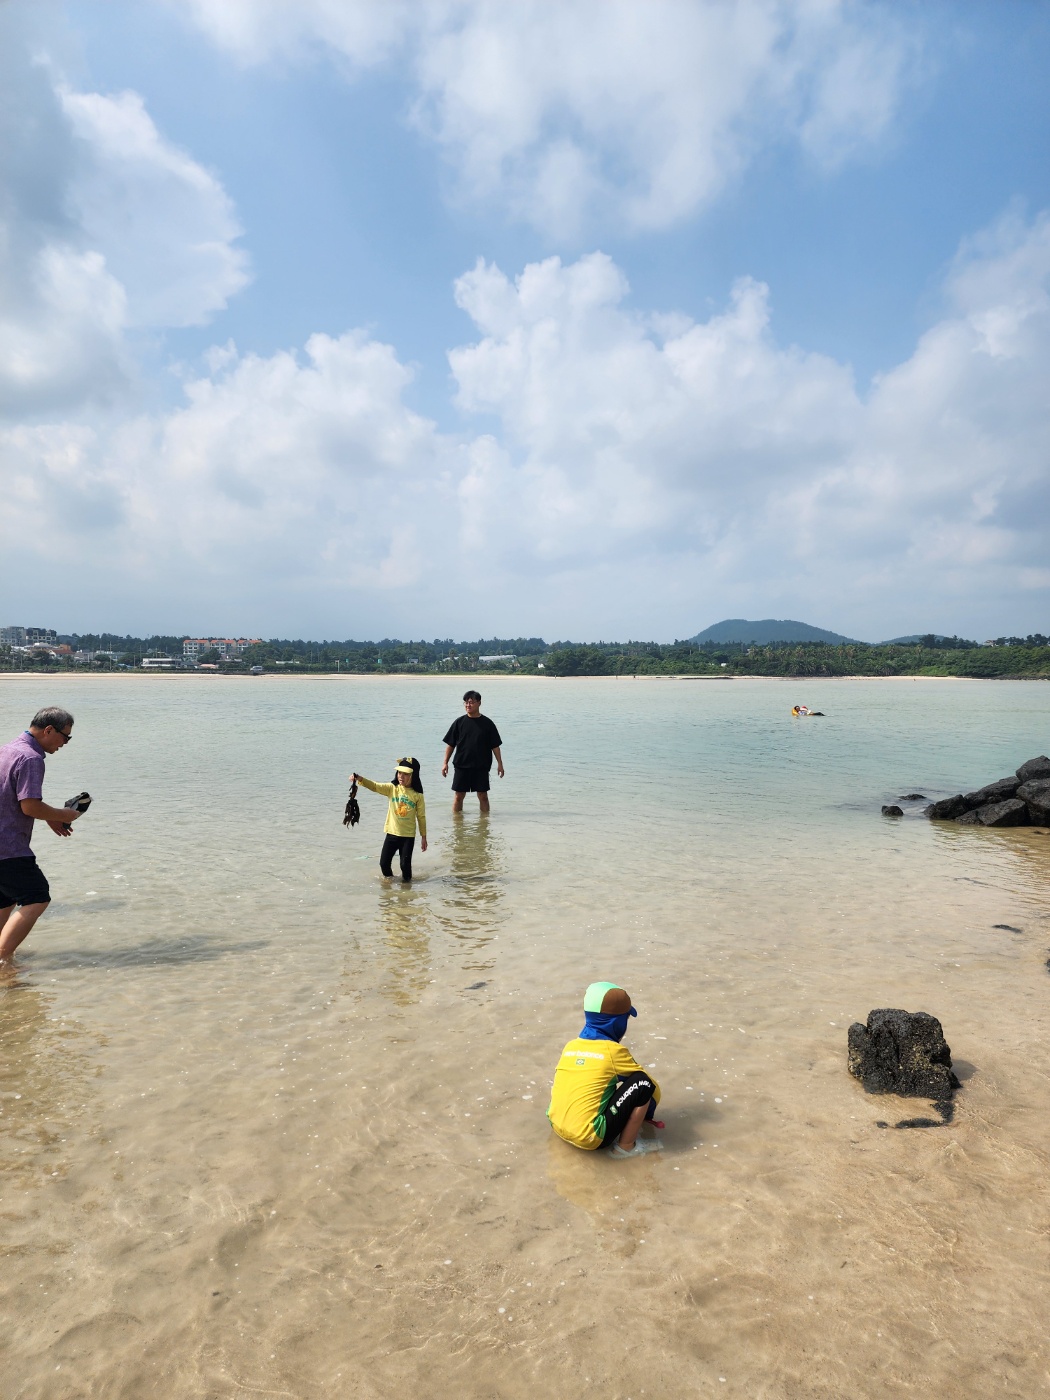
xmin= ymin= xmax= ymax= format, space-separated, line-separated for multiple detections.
xmin=579 ymin=1010 xmax=631 ymax=1042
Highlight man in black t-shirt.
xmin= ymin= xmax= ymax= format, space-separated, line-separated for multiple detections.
xmin=442 ymin=690 xmax=504 ymax=812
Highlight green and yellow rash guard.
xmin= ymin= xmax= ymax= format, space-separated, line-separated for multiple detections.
xmin=547 ymin=1038 xmax=660 ymax=1150
xmin=357 ymin=778 xmax=427 ymax=840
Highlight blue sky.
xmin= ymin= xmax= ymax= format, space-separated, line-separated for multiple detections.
xmin=2 ymin=1 xmax=1049 ymax=641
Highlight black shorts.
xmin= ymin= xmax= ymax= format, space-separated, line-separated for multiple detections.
xmin=451 ymin=767 xmax=490 ymax=793
xmin=0 ymin=857 xmax=51 ymax=909
xmin=595 ymin=1071 xmax=656 ymax=1148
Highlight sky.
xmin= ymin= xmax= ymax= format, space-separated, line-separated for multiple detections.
xmin=1 ymin=1 xmax=1049 ymax=644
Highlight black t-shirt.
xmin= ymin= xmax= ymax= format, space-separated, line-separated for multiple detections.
xmin=443 ymin=714 xmax=502 ymax=770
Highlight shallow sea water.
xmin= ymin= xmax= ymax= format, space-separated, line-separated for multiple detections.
xmin=1 ymin=674 xmax=1049 ymax=1399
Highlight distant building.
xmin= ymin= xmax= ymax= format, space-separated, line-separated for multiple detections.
xmin=478 ymin=654 xmax=517 ymax=664
xmin=2 ymin=627 xmax=59 ymax=647
xmin=141 ymin=658 xmax=173 ymax=669
xmin=183 ymin=637 xmax=262 ymax=659
xmin=19 ymin=643 xmax=65 ymax=659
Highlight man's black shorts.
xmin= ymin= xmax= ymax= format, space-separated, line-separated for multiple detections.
xmin=451 ymin=767 xmax=490 ymax=793
xmin=0 ymin=857 xmax=51 ymax=909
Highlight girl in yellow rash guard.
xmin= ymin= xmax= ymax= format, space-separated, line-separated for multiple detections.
xmin=548 ymin=982 xmax=664 ymax=1159
xmin=351 ymin=757 xmax=427 ymax=881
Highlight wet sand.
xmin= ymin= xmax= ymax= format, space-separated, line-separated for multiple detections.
xmin=1 ymin=676 xmax=1048 ymax=1397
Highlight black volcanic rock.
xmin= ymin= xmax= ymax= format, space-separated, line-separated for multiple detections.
xmin=847 ymin=1009 xmax=959 ymax=1100
xmin=881 ymin=804 xmax=904 ymax=817
xmin=898 ymin=793 xmax=926 ymax=802
xmin=1017 ymin=778 xmax=1050 ymax=823
xmin=975 ymin=798 xmax=1029 ymax=827
xmin=1015 ymin=755 xmax=1050 ymax=784
xmin=917 ymin=759 xmax=1050 ymax=826
xmin=963 ymin=777 xmax=1019 ymax=806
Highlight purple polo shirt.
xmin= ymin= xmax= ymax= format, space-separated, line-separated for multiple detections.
xmin=0 ymin=732 xmax=46 ymax=860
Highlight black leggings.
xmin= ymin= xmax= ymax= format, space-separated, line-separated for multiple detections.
xmin=380 ymin=834 xmax=415 ymax=880
xmin=595 ymin=1071 xmax=657 ymax=1148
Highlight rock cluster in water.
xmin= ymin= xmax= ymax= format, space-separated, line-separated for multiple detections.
xmin=923 ymin=755 xmax=1050 ymax=827
xmin=848 ymin=1009 xmax=959 ymax=1101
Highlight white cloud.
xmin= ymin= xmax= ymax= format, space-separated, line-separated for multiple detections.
xmin=177 ymin=0 xmax=920 ymax=237
xmin=1 ymin=329 xmax=452 ymax=623
xmin=449 ymin=251 xmax=859 ymax=560
xmin=153 ymin=330 xmax=444 ymax=582
xmin=2 ymin=196 xmax=1048 ymax=637
xmin=59 ymin=86 xmax=249 ymax=328
xmin=176 ymin=0 xmax=414 ymax=69
xmin=443 ymin=213 xmax=1050 ymax=632
xmin=0 ymin=9 xmax=248 ymax=417
xmin=0 ymin=242 xmax=130 ymax=417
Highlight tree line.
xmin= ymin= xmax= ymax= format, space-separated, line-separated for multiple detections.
xmin=541 ymin=639 xmax=1050 ymax=678
xmin=3 ymin=633 xmax=1048 ymax=678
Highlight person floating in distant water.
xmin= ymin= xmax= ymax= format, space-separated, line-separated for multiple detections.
xmin=547 ymin=982 xmax=664 ymax=1159
xmin=442 ymin=690 xmax=503 ymax=813
xmin=792 ymin=704 xmax=811 ymax=716
xmin=351 ymin=757 xmax=427 ymax=881
xmin=0 ymin=707 xmax=84 ymax=962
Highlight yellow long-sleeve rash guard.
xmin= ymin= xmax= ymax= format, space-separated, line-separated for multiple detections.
xmin=357 ymin=777 xmax=427 ymax=840
xmin=547 ymin=1037 xmax=660 ymax=1150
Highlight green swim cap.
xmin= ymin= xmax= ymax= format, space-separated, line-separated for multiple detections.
xmin=584 ymin=981 xmax=624 ymax=1013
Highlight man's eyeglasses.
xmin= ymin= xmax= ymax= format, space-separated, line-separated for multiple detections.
xmin=52 ymin=728 xmax=72 ymax=743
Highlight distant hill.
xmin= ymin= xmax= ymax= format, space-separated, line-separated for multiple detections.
xmin=881 ymin=634 xmax=951 ymax=644
xmin=690 ymin=618 xmax=859 ymax=645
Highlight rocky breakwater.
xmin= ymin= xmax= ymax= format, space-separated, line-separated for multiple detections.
xmin=924 ymin=755 xmax=1050 ymax=827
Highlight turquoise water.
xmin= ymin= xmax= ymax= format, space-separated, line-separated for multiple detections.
xmin=2 ymin=674 xmax=1049 ymax=1399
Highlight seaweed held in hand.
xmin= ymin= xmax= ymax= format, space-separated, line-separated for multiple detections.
xmin=343 ymin=781 xmax=361 ymax=828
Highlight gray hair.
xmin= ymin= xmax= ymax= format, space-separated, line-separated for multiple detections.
xmin=30 ymin=706 xmax=74 ymax=733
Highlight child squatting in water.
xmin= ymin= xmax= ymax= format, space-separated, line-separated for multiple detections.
xmin=548 ymin=982 xmax=664 ymax=1159
xmin=351 ymin=757 xmax=427 ymax=880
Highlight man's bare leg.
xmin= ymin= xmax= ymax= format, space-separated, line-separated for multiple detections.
xmin=478 ymin=791 xmax=490 ymax=813
xmin=452 ymin=791 xmax=465 ymax=814
xmin=0 ymin=902 xmax=49 ymax=961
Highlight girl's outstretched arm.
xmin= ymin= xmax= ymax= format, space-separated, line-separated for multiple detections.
xmin=352 ymin=775 xmax=395 ymax=796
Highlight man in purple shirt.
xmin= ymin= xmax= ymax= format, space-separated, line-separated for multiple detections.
xmin=0 ymin=706 xmax=83 ymax=962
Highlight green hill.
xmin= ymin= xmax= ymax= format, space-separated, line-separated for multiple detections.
xmin=690 ymin=618 xmax=859 ymax=645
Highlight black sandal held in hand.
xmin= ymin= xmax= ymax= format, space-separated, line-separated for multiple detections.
xmin=62 ymin=791 xmax=91 ymax=832
xmin=343 ymin=781 xmax=360 ymax=828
